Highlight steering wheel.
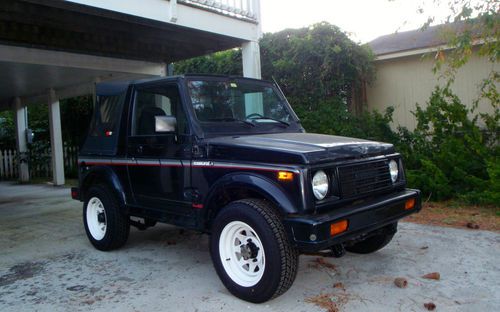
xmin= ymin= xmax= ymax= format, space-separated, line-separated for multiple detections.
xmin=246 ymin=113 xmax=264 ymax=119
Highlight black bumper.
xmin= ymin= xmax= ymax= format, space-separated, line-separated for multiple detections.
xmin=283 ymin=189 xmax=421 ymax=252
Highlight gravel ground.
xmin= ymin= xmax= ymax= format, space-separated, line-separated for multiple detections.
xmin=0 ymin=182 xmax=499 ymax=312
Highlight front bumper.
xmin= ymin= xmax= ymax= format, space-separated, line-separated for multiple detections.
xmin=283 ymin=188 xmax=421 ymax=252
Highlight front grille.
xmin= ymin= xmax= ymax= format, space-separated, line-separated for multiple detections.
xmin=337 ymin=160 xmax=393 ymax=198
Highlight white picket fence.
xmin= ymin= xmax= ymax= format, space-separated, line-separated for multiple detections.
xmin=0 ymin=144 xmax=79 ymax=180
xmin=0 ymin=149 xmax=18 ymax=180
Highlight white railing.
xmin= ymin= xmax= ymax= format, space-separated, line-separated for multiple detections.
xmin=178 ymin=0 xmax=259 ymax=22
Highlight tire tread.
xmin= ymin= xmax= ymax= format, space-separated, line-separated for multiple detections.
xmin=234 ymin=198 xmax=298 ymax=299
xmin=84 ymin=184 xmax=129 ymax=251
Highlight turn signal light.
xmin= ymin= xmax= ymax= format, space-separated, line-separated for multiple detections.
xmin=277 ymin=171 xmax=294 ymax=181
xmin=405 ymin=198 xmax=416 ymax=210
xmin=330 ymin=220 xmax=348 ymax=237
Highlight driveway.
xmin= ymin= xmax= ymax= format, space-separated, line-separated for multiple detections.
xmin=0 ymin=182 xmax=498 ymax=312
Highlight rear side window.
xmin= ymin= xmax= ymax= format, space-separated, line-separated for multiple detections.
xmin=88 ymin=94 xmax=125 ymax=137
xmin=81 ymin=92 xmax=126 ymax=155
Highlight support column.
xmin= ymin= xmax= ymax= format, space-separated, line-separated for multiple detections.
xmin=13 ymin=97 xmax=29 ymax=182
xmin=48 ymin=89 xmax=65 ymax=186
xmin=242 ymin=41 xmax=262 ymax=79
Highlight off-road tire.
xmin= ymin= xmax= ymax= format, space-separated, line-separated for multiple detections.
xmin=345 ymin=223 xmax=397 ymax=254
xmin=83 ymin=184 xmax=130 ymax=251
xmin=210 ymin=199 xmax=299 ymax=303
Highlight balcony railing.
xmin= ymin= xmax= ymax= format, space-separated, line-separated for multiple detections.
xmin=178 ymin=0 xmax=259 ymax=22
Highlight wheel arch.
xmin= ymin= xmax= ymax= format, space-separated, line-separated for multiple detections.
xmin=203 ymin=173 xmax=298 ymax=230
xmin=81 ymin=166 xmax=127 ymax=208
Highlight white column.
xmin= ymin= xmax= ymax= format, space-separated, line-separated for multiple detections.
xmin=13 ymin=97 xmax=29 ymax=182
xmin=242 ymin=41 xmax=262 ymax=79
xmin=48 ymin=89 xmax=65 ymax=186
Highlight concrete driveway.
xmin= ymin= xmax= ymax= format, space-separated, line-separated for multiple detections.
xmin=0 ymin=182 xmax=499 ymax=312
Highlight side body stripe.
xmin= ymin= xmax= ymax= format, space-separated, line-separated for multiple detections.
xmin=79 ymin=157 xmax=300 ymax=173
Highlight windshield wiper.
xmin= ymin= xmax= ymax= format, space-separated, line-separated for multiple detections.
xmin=207 ymin=117 xmax=256 ymax=127
xmin=250 ymin=116 xmax=290 ymax=127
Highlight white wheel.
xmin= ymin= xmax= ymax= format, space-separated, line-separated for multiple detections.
xmin=219 ymin=221 xmax=265 ymax=287
xmin=86 ymin=196 xmax=107 ymax=240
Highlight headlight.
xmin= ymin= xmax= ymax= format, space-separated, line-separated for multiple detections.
xmin=312 ymin=170 xmax=329 ymax=200
xmin=389 ymin=160 xmax=399 ymax=183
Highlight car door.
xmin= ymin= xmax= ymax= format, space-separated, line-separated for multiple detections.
xmin=127 ymin=82 xmax=192 ymax=216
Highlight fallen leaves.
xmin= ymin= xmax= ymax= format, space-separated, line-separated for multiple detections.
xmin=308 ymin=257 xmax=337 ymax=271
xmin=422 ymin=272 xmax=441 ymax=280
xmin=333 ymin=282 xmax=345 ymax=290
xmin=305 ymin=294 xmax=340 ymax=312
xmin=305 ymin=292 xmax=351 ymax=312
xmin=424 ymin=302 xmax=436 ymax=310
xmin=394 ymin=277 xmax=408 ymax=288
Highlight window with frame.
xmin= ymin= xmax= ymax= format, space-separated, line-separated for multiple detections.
xmin=132 ymin=85 xmax=187 ymax=136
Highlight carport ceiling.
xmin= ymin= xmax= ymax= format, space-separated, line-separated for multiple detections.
xmin=1 ymin=0 xmax=245 ymax=63
xmin=0 ymin=61 xmax=146 ymax=101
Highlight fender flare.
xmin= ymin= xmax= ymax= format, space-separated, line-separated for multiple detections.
xmin=81 ymin=166 xmax=127 ymax=207
xmin=204 ymin=172 xmax=299 ymax=217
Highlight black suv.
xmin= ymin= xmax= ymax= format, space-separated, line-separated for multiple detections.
xmin=72 ymin=75 xmax=421 ymax=303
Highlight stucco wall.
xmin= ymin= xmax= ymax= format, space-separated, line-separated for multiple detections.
xmin=366 ymin=50 xmax=498 ymax=130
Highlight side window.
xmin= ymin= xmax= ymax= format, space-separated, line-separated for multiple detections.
xmin=88 ymin=93 xmax=126 ymax=137
xmin=132 ymin=85 xmax=187 ymax=136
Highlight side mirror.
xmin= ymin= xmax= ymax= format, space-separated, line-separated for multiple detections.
xmin=155 ymin=116 xmax=177 ymax=133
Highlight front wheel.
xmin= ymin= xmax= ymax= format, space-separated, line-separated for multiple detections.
xmin=83 ymin=184 xmax=130 ymax=251
xmin=210 ymin=199 xmax=298 ymax=303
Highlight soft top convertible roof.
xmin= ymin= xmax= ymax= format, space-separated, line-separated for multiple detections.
xmin=95 ymin=81 xmax=131 ymax=96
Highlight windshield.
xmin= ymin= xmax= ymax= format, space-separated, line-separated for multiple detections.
xmin=187 ymin=79 xmax=296 ymax=128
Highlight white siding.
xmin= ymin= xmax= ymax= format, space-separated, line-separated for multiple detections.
xmin=366 ymin=50 xmax=498 ymax=130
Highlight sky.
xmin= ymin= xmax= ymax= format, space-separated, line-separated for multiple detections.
xmin=260 ymin=0 xmax=453 ymax=43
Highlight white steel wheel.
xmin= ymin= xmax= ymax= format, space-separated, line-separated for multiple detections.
xmin=86 ymin=197 xmax=107 ymax=241
xmin=219 ymin=221 xmax=265 ymax=287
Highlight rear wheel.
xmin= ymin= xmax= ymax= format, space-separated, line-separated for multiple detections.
xmin=83 ymin=184 xmax=130 ymax=251
xmin=345 ymin=223 xmax=397 ymax=254
xmin=210 ymin=199 xmax=298 ymax=303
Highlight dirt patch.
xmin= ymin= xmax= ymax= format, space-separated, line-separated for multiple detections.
xmin=0 ymin=261 xmax=46 ymax=287
xmin=404 ymin=202 xmax=499 ymax=232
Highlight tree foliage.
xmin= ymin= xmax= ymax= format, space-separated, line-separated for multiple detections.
xmin=174 ymin=49 xmax=243 ymax=76
xmin=176 ymin=22 xmax=374 ymax=112
xmin=259 ymin=22 xmax=374 ymax=110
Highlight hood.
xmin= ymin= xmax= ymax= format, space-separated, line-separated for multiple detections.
xmin=205 ymin=132 xmax=395 ymax=165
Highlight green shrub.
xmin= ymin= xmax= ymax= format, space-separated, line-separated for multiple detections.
xmin=395 ymin=86 xmax=498 ymax=205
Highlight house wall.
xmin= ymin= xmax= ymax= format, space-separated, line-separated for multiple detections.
xmin=366 ymin=50 xmax=498 ymax=130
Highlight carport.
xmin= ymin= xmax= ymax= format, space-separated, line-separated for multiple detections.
xmin=0 ymin=0 xmax=262 ymax=185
